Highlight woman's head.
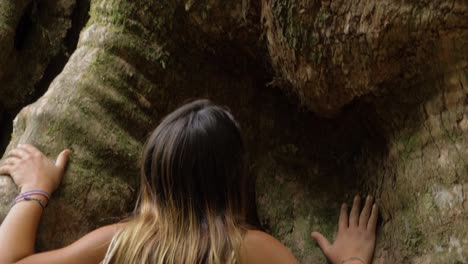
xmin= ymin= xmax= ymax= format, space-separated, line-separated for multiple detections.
xmin=108 ymin=99 xmax=249 ymax=264
xmin=140 ymin=99 xmax=247 ymax=222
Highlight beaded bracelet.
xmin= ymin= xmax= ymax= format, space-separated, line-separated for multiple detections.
xmin=16 ymin=190 xmax=50 ymax=201
xmin=11 ymin=196 xmax=48 ymax=209
xmin=11 ymin=190 xmax=50 ymax=210
xmin=24 ymin=196 xmax=47 ymax=209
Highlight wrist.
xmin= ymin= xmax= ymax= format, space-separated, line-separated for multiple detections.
xmin=23 ymin=194 xmax=49 ymax=208
xmin=12 ymin=193 xmax=49 ymax=210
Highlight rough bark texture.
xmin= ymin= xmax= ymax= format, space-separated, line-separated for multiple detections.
xmin=0 ymin=0 xmax=90 ymax=153
xmin=0 ymin=0 xmax=467 ymax=263
xmin=0 ymin=0 xmax=76 ymax=110
xmin=262 ymin=0 xmax=466 ymax=115
xmin=257 ymin=0 xmax=468 ymax=262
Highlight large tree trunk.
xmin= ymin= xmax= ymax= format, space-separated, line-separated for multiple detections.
xmin=258 ymin=0 xmax=468 ymax=262
xmin=0 ymin=0 xmax=89 ymax=153
xmin=0 ymin=0 xmax=467 ymax=262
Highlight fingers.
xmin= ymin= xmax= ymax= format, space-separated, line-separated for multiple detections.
xmin=7 ymin=148 xmax=29 ymax=159
xmin=2 ymin=157 xmax=20 ymax=166
xmin=55 ymin=149 xmax=71 ymax=170
xmin=17 ymin=144 xmax=40 ymax=155
xmin=311 ymin=231 xmax=331 ymax=254
xmin=349 ymin=195 xmax=361 ymax=227
xmin=367 ymin=204 xmax=379 ymax=232
xmin=0 ymin=164 xmax=12 ymax=175
xmin=338 ymin=203 xmax=348 ymax=232
xmin=359 ymin=195 xmax=373 ymax=228
xmin=10 ymin=144 xmax=71 ymax=171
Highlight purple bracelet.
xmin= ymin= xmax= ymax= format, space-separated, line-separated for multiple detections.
xmin=15 ymin=190 xmax=50 ymax=201
xmin=11 ymin=196 xmax=47 ymax=209
xmin=11 ymin=190 xmax=50 ymax=209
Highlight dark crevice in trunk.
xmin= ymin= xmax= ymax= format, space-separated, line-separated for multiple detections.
xmin=65 ymin=0 xmax=91 ymax=51
xmin=0 ymin=1 xmax=90 ymax=158
xmin=27 ymin=0 xmax=91 ymax=107
xmin=0 ymin=111 xmax=13 ymax=157
xmin=14 ymin=1 xmax=36 ymax=51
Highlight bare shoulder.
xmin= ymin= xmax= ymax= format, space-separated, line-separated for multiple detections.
xmin=78 ymin=222 xmax=127 ymax=250
xmin=74 ymin=222 xmax=126 ymax=246
xmin=241 ymin=230 xmax=298 ymax=264
xmin=92 ymin=222 xmax=126 ymax=236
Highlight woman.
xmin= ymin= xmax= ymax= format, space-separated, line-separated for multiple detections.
xmin=0 ymin=99 xmax=378 ymax=264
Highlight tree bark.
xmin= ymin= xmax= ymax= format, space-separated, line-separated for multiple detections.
xmin=0 ymin=0 xmax=78 ymax=110
xmin=0 ymin=0 xmax=466 ymax=262
xmin=262 ymin=0 xmax=466 ymax=115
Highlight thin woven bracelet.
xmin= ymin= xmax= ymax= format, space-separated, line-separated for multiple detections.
xmin=341 ymin=257 xmax=366 ymax=264
xmin=12 ymin=196 xmax=47 ymax=209
xmin=15 ymin=192 xmax=50 ymax=203
xmin=16 ymin=190 xmax=50 ymax=200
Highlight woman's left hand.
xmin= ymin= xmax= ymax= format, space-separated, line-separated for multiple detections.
xmin=0 ymin=144 xmax=70 ymax=194
xmin=311 ymin=195 xmax=378 ymax=264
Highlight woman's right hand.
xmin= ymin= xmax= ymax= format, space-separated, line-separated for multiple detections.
xmin=311 ymin=195 xmax=378 ymax=264
xmin=0 ymin=144 xmax=70 ymax=194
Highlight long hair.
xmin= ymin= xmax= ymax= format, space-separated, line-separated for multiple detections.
xmin=106 ymin=99 xmax=249 ymax=263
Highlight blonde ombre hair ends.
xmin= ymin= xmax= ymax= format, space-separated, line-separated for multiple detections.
xmin=103 ymin=100 xmax=250 ymax=263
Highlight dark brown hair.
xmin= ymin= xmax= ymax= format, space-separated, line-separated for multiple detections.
xmin=107 ymin=99 xmax=249 ymax=263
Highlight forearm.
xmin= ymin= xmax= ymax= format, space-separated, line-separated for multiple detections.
xmin=0 ymin=195 xmax=44 ymax=263
xmin=0 ymin=145 xmax=69 ymax=263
